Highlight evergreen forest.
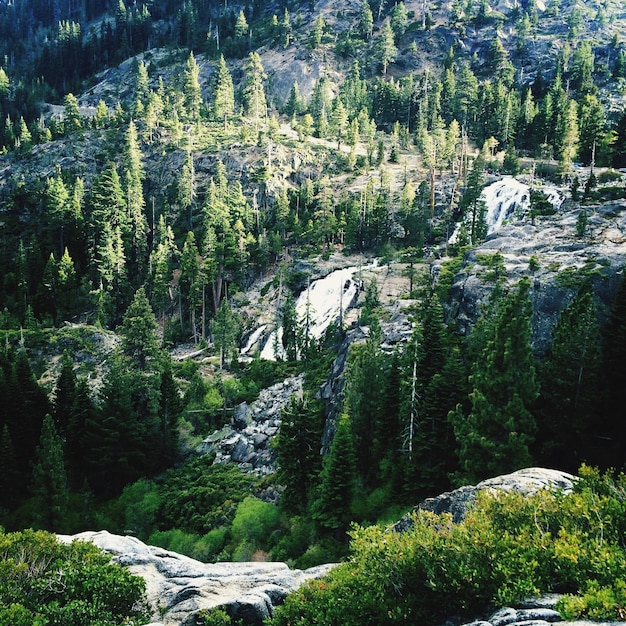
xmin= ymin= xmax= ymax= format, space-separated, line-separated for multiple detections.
xmin=1 ymin=0 xmax=626 ymax=622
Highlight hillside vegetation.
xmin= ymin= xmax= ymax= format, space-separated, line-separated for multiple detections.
xmin=1 ymin=0 xmax=626 ymax=622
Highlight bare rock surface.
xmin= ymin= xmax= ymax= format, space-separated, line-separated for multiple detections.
xmin=57 ymin=530 xmax=335 ymax=626
xmin=393 ymin=467 xmax=575 ymax=530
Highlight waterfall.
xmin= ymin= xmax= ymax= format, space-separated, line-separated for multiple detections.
xmin=242 ymin=263 xmax=376 ymax=360
xmin=482 ymin=177 xmax=563 ymax=234
xmin=483 ymin=177 xmax=531 ymax=234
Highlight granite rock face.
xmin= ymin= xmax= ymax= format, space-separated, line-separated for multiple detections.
xmin=57 ymin=530 xmax=335 ymax=626
xmin=441 ymin=195 xmax=626 ymax=354
xmin=393 ymin=467 xmax=576 ymax=530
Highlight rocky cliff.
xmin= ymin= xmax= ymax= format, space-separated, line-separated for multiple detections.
xmin=442 ymin=180 xmax=626 ymax=353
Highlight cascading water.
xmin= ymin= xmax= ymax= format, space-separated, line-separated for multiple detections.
xmin=241 ymin=263 xmax=375 ymax=360
xmin=482 ymin=177 xmax=563 ymax=234
xmin=259 ymin=265 xmax=365 ymax=360
xmin=483 ymin=177 xmax=531 ymax=234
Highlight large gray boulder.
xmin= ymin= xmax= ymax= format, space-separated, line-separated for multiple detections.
xmin=57 ymin=530 xmax=335 ymax=626
xmin=393 ymin=467 xmax=576 ymax=530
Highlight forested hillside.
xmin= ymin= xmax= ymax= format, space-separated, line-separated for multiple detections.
xmin=1 ymin=0 xmax=626 ymax=621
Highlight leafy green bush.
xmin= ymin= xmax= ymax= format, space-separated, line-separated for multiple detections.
xmin=195 ymin=607 xmax=232 ymax=625
xmin=0 ymin=529 xmax=148 ymax=625
xmin=157 ymin=458 xmax=257 ymax=534
xmin=230 ymin=496 xmax=280 ymax=558
xmin=271 ymin=467 xmax=626 ymax=625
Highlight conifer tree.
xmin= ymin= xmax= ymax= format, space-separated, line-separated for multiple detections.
xmin=243 ymin=52 xmax=267 ymax=129
xmin=31 ymin=414 xmax=69 ymax=531
xmin=360 ymin=0 xmax=374 ymax=40
xmin=210 ymin=298 xmax=239 ymax=368
xmin=122 ymin=120 xmax=148 ymax=274
xmin=313 ymin=414 xmax=357 ymax=534
xmin=90 ymin=162 xmax=127 ymax=292
xmin=212 ymin=55 xmax=235 ymax=128
xmin=378 ymin=20 xmax=398 ymax=75
xmin=536 ymin=281 xmax=601 ymax=470
xmin=180 ymin=231 xmax=202 ymax=339
xmin=344 ymin=318 xmax=387 ymax=485
xmin=63 ymin=93 xmax=83 ymax=135
xmin=158 ymin=362 xmax=181 ymax=468
xmin=276 ymin=396 xmax=324 ymax=515
xmin=184 ymin=51 xmax=202 ymax=123
xmin=451 ymin=278 xmax=538 ymax=485
xmin=119 ymin=286 xmax=160 ymax=370
xmin=53 ymin=352 xmax=77 ymax=436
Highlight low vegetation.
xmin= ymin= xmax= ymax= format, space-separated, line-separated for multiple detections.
xmin=270 ymin=466 xmax=626 ymax=625
xmin=0 ymin=529 xmax=148 ymax=625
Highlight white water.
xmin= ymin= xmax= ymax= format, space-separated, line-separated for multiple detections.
xmin=257 ymin=264 xmax=372 ymax=360
xmin=483 ymin=177 xmax=563 ymax=234
xmin=241 ymin=325 xmax=267 ymax=355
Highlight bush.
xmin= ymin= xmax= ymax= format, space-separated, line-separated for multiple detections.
xmin=0 ymin=529 xmax=148 ymax=626
xmin=157 ymin=458 xmax=257 ymax=534
xmin=231 ymin=496 xmax=280 ymax=553
xmin=271 ymin=467 xmax=626 ymax=625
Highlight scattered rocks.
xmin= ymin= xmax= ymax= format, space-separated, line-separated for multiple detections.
xmin=198 ymin=375 xmax=304 ymax=475
xmin=458 ymin=595 xmax=624 ymax=626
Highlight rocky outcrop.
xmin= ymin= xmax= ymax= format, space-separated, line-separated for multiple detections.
xmin=456 ymin=595 xmax=624 ymax=626
xmin=198 ymin=375 xmax=304 ymax=475
xmin=393 ymin=467 xmax=575 ymax=530
xmin=57 ymin=530 xmax=335 ymax=626
xmin=442 ymin=193 xmax=626 ymax=353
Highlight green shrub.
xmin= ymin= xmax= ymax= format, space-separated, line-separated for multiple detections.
xmin=0 ymin=529 xmax=148 ymax=626
xmin=195 ymin=607 xmax=232 ymax=625
xmin=271 ymin=467 xmax=626 ymax=625
xmin=231 ymin=496 xmax=280 ymax=551
xmin=157 ymin=458 xmax=257 ymax=534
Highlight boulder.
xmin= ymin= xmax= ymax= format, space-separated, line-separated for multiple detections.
xmin=57 ymin=530 xmax=336 ymax=626
xmin=458 ymin=595 xmax=625 ymax=626
xmin=200 ymin=375 xmax=304 ymax=475
xmin=393 ymin=467 xmax=575 ymax=530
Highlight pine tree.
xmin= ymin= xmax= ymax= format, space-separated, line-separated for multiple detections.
xmin=378 ymin=20 xmax=398 ymax=75
xmin=313 ymin=414 xmax=357 ymax=534
xmin=184 ymin=52 xmax=202 ymax=123
xmin=90 ymin=162 xmax=127 ymax=292
xmin=53 ymin=352 xmax=77 ymax=436
xmin=276 ymin=396 xmax=324 ymax=514
xmin=122 ymin=120 xmax=148 ymax=275
xmin=210 ymin=298 xmax=239 ymax=368
xmin=536 ymin=282 xmax=602 ymax=471
xmin=390 ymin=1 xmax=408 ymax=38
xmin=234 ymin=9 xmax=249 ymax=39
xmin=63 ymin=93 xmax=83 ymax=135
xmin=119 ymin=286 xmax=160 ymax=370
xmin=360 ymin=0 xmax=374 ymax=40
xmin=212 ymin=55 xmax=235 ymax=128
xmin=344 ymin=318 xmax=388 ymax=485
xmin=451 ymin=278 xmax=538 ymax=485
xmin=157 ymin=362 xmax=181 ymax=468
xmin=31 ymin=414 xmax=69 ymax=531
xmin=243 ymin=53 xmax=267 ymax=129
